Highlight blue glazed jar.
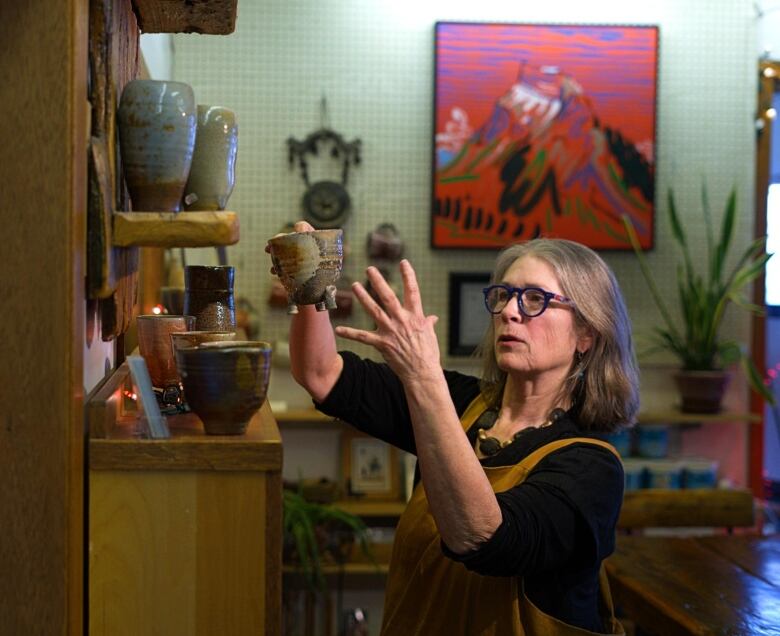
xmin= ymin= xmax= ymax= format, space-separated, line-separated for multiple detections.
xmin=636 ymin=425 xmax=669 ymax=458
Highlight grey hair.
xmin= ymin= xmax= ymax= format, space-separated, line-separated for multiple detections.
xmin=476 ymin=238 xmax=639 ymax=432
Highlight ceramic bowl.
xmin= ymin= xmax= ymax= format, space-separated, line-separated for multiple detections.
xmin=175 ymin=340 xmax=272 ymax=435
xmin=266 ymin=229 xmax=344 ymax=314
xmin=136 ymin=314 xmax=196 ymax=388
xmin=170 ymin=330 xmax=238 ymax=354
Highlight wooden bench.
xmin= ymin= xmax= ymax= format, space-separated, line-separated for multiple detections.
xmin=617 ymin=488 xmax=755 ymax=531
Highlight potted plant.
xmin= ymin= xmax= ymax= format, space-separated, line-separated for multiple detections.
xmin=623 ymin=185 xmax=774 ymax=413
xmin=282 ymin=487 xmax=375 ymax=592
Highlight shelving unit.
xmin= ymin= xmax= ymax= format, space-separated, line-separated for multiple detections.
xmin=112 ymin=210 xmax=240 ymax=247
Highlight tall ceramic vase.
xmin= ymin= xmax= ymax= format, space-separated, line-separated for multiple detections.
xmin=118 ymin=79 xmax=197 ymax=211
xmin=183 ymin=105 xmax=238 ymax=211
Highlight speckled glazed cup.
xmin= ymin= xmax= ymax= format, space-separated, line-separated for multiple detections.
xmin=175 ymin=340 xmax=272 ymax=435
xmin=118 ymin=80 xmax=197 ymax=211
xmin=136 ymin=314 xmax=196 ymax=388
xmin=183 ymin=105 xmax=238 ymax=211
xmin=183 ymin=265 xmax=236 ymax=330
xmin=267 ymin=229 xmax=344 ymax=314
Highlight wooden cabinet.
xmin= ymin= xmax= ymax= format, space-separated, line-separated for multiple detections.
xmin=89 ymin=393 xmax=282 ymax=635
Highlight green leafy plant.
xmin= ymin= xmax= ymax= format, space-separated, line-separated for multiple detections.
xmin=622 ymin=185 xmax=774 ymax=402
xmin=282 ymin=488 xmax=374 ymax=592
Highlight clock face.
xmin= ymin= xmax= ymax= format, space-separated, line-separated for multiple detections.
xmin=302 ymin=180 xmax=351 ymax=228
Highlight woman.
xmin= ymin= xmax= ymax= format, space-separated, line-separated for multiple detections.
xmin=275 ymin=221 xmax=638 ymax=635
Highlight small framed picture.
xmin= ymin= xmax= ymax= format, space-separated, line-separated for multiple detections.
xmin=342 ymin=430 xmax=400 ymax=500
xmin=448 ymin=272 xmax=492 ymax=356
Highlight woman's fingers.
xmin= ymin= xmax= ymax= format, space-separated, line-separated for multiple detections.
xmin=294 ymin=221 xmax=316 ymax=232
xmin=399 ymin=260 xmax=423 ymax=313
xmin=351 ymin=281 xmax=393 ymax=329
xmin=365 ymin=266 xmax=403 ymax=316
xmin=334 ymin=324 xmax=380 ymax=346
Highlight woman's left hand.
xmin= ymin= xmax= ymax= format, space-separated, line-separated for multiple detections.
xmin=335 ymin=260 xmax=442 ymax=384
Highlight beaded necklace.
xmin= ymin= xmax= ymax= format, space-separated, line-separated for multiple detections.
xmin=475 ymin=407 xmax=567 ymax=456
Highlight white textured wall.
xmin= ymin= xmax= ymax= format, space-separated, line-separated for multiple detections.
xmin=172 ymin=0 xmax=759 ymax=377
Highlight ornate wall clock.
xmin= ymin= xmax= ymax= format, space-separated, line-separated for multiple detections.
xmin=287 ymin=121 xmax=361 ymax=229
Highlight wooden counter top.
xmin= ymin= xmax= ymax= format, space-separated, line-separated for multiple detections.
xmin=89 ymin=400 xmax=282 ymax=471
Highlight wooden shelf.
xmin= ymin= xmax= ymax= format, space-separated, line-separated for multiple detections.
xmin=637 ymin=410 xmax=760 ymax=425
xmin=112 ymin=211 xmax=239 ymax=247
xmin=333 ymin=499 xmax=406 ymax=518
xmin=133 ymin=0 xmax=237 ymax=34
xmin=283 ymin=563 xmax=389 ymax=576
xmin=272 ymin=408 xmax=335 ymax=424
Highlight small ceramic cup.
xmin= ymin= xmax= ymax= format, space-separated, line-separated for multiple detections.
xmin=136 ymin=314 xmax=196 ymax=388
xmin=183 ymin=105 xmax=238 ymax=211
xmin=183 ymin=265 xmax=236 ymax=330
xmin=118 ymin=80 xmax=197 ymax=211
xmin=175 ymin=340 xmax=272 ymax=435
xmin=266 ymin=229 xmax=344 ymax=314
xmin=170 ymin=330 xmax=237 ymax=355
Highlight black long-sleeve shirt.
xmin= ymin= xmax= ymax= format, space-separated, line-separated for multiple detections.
xmin=315 ymin=351 xmax=624 ymax=631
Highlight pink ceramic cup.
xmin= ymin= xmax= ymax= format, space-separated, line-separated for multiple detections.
xmin=136 ymin=314 xmax=196 ymax=388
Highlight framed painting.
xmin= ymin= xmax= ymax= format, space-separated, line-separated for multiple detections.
xmin=342 ymin=430 xmax=400 ymax=501
xmin=432 ymin=22 xmax=658 ymax=250
xmin=448 ymin=272 xmax=491 ymax=356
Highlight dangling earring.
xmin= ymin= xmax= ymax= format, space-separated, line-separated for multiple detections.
xmin=576 ymin=349 xmax=586 ymax=378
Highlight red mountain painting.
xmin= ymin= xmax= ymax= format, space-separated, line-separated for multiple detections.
xmin=432 ymin=23 xmax=658 ymax=250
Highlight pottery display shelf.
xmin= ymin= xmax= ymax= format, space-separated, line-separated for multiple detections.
xmin=132 ymin=0 xmax=238 ymax=34
xmin=112 ymin=210 xmax=239 ymax=247
xmin=86 ymin=360 xmax=282 ymax=636
xmin=637 ymin=409 xmax=761 ymax=427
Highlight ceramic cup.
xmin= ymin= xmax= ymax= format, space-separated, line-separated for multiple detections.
xmin=136 ymin=314 xmax=196 ymax=388
xmin=183 ymin=265 xmax=236 ymax=330
xmin=175 ymin=340 xmax=272 ymax=435
xmin=266 ymin=229 xmax=344 ymax=314
xmin=118 ymin=79 xmax=197 ymax=211
xmin=170 ymin=330 xmax=237 ymax=356
xmin=183 ymin=105 xmax=238 ymax=211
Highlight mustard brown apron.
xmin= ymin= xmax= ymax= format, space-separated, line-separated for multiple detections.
xmin=380 ymin=394 xmax=625 ymax=636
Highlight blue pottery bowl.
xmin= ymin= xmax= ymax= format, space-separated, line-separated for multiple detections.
xmin=175 ymin=340 xmax=272 ymax=435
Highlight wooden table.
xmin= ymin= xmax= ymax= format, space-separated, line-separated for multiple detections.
xmin=605 ymin=535 xmax=780 ymax=636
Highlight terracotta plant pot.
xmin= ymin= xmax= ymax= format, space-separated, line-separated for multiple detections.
xmin=117 ymin=79 xmax=197 ymax=211
xmin=267 ymin=229 xmax=344 ymax=314
xmin=175 ymin=340 xmax=272 ymax=435
xmin=673 ymin=370 xmax=731 ymax=414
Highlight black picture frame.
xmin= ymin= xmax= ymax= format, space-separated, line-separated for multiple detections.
xmin=448 ymin=272 xmax=492 ymax=356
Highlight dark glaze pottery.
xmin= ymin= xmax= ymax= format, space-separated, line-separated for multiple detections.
xmin=183 ymin=265 xmax=236 ymax=330
xmin=175 ymin=340 xmax=272 ymax=435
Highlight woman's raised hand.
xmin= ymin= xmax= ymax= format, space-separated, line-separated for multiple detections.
xmin=335 ymin=260 xmax=442 ymax=383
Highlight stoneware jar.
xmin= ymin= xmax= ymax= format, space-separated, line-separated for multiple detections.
xmin=118 ymin=79 xmax=197 ymax=211
xmin=183 ymin=265 xmax=236 ymax=330
xmin=183 ymin=105 xmax=238 ymax=211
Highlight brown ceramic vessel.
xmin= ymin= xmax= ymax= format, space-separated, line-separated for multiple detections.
xmin=136 ymin=314 xmax=196 ymax=388
xmin=183 ymin=265 xmax=236 ymax=330
xmin=267 ymin=229 xmax=344 ymax=314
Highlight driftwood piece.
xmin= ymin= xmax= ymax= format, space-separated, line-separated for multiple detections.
xmin=133 ymin=0 xmax=237 ymax=34
xmin=87 ymin=137 xmax=116 ymax=297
